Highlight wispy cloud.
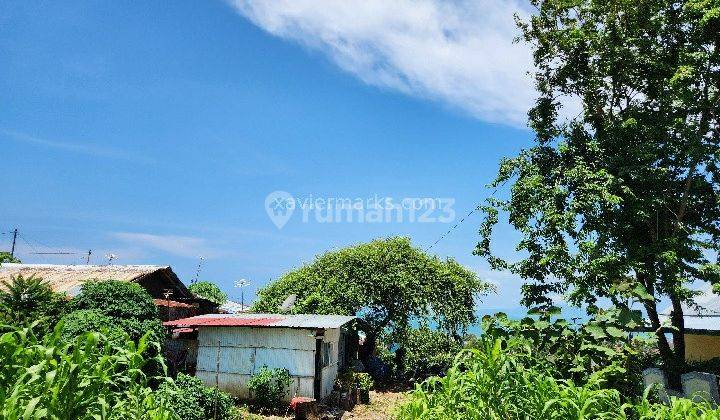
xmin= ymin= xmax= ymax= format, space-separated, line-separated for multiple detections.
xmin=112 ymin=232 xmax=221 ymax=259
xmin=2 ymin=129 xmax=154 ymax=164
xmin=228 ymin=0 xmax=537 ymax=126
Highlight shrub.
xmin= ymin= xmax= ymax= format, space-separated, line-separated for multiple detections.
xmin=480 ymin=306 xmax=655 ymax=399
xmin=247 ymin=366 xmax=292 ymax=409
xmin=0 ymin=274 xmax=68 ymax=332
xmin=188 ymin=281 xmax=228 ymax=305
xmin=398 ymin=325 xmax=460 ymax=380
xmin=71 ymin=280 xmax=158 ymax=320
xmin=158 ymin=373 xmax=234 ymax=420
xmin=60 ymin=309 xmax=165 ymax=344
xmin=356 ymin=372 xmax=374 ymax=391
xmin=0 ymin=323 xmax=176 ymax=419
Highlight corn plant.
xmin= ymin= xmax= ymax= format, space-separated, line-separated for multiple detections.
xmin=0 ymin=322 xmax=177 ymax=419
xmin=396 ymin=337 xmax=720 ymax=420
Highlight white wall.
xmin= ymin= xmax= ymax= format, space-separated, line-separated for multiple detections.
xmin=195 ymin=326 xmax=341 ymax=400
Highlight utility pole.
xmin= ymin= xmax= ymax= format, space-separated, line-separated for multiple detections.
xmin=10 ymin=229 xmax=17 ymax=258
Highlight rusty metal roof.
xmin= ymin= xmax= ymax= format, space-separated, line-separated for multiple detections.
xmin=164 ymin=313 xmax=355 ymax=329
xmin=0 ymin=263 xmax=191 ymax=298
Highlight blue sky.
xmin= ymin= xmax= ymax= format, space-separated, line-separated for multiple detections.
xmin=1 ymin=1 xmax=548 ymax=317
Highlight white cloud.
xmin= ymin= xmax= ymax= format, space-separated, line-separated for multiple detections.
xmin=228 ymin=0 xmax=537 ymax=126
xmin=112 ymin=232 xmax=219 ymax=259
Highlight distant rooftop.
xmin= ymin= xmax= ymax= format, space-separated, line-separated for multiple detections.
xmin=659 ymin=288 xmax=720 ymax=333
xmin=219 ymin=299 xmax=248 ymax=314
xmin=165 ymin=313 xmax=355 ymax=329
xmin=0 ymin=263 xmax=191 ymax=299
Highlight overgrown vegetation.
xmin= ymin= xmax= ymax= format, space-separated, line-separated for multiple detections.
xmin=397 ymin=337 xmax=720 ymax=419
xmin=395 ymin=325 xmax=461 ymax=381
xmin=188 ymin=281 xmax=228 ymax=305
xmin=0 ymin=275 xmax=68 ymax=334
xmin=247 ymin=366 xmax=292 ymax=410
xmin=0 ymin=323 xmax=176 ymax=419
xmin=61 ymin=280 xmax=165 ymax=344
xmin=480 ymin=307 xmax=659 ymax=399
xmin=158 ymin=373 xmax=234 ymax=420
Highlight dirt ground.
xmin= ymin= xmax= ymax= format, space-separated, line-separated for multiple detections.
xmin=237 ymin=390 xmax=408 ymax=420
xmin=339 ymin=391 xmax=407 ymax=419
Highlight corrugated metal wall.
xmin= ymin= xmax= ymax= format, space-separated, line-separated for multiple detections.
xmin=321 ymin=328 xmax=340 ymax=398
xmin=195 ymin=327 xmax=341 ymax=400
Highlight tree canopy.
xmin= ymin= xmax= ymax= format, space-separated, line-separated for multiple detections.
xmin=188 ymin=281 xmax=227 ymax=305
xmin=71 ymin=280 xmax=158 ymax=320
xmin=0 ymin=253 xmax=20 ymax=265
xmin=477 ymin=0 xmax=720 ymax=385
xmin=253 ymin=237 xmax=493 ymax=356
xmin=0 ymin=275 xmax=67 ymax=331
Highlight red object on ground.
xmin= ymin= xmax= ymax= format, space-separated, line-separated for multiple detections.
xmin=291 ymin=397 xmax=317 ymax=420
xmin=290 ymin=397 xmax=315 ymax=411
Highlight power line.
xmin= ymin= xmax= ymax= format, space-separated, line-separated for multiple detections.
xmin=425 ymin=179 xmax=509 ymax=252
xmin=18 ymin=235 xmax=39 ymax=254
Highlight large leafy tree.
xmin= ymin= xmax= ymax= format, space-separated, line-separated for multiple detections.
xmin=477 ymin=0 xmax=719 ymax=386
xmin=253 ymin=237 xmax=492 ymax=358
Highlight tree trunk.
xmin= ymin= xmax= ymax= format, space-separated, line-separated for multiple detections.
xmin=667 ymin=296 xmax=687 ymax=389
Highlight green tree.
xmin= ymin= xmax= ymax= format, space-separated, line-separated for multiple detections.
xmin=253 ymin=237 xmax=493 ymax=358
xmin=0 ymin=252 xmax=20 ymax=265
xmin=0 ymin=275 xmax=68 ymax=331
xmin=188 ymin=281 xmax=227 ymax=305
xmin=477 ymin=0 xmax=720 ymax=386
xmin=71 ymin=280 xmax=159 ymax=320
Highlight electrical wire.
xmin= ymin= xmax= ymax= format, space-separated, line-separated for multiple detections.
xmin=425 ymin=179 xmax=509 ymax=252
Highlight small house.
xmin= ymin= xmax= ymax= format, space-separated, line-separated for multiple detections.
xmin=658 ymin=288 xmax=720 ymax=362
xmin=0 ymin=263 xmax=217 ymax=320
xmin=165 ymin=313 xmax=356 ymax=400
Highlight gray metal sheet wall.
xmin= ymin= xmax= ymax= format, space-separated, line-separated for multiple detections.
xmin=195 ymin=326 xmax=341 ymax=400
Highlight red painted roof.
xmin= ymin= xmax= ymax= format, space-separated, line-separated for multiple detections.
xmin=165 ymin=316 xmax=283 ymax=327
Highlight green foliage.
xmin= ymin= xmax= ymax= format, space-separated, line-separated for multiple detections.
xmin=0 ymin=274 xmax=68 ymax=333
xmin=0 ymin=323 xmax=176 ymax=419
xmin=0 ymin=252 xmax=19 ymax=264
xmin=398 ymin=325 xmax=461 ymax=380
xmin=158 ymin=373 xmax=234 ymax=420
xmin=60 ymin=309 xmax=165 ymax=344
xmin=397 ymin=338 xmax=625 ymax=419
xmin=480 ymin=306 xmax=658 ymax=398
xmin=477 ymin=0 xmax=720 ymax=381
xmin=247 ymin=366 xmax=291 ymax=409
xmin=71 ymin=280 xmax=159 ymax=320
xmin=634 ymin=395 xmax=720 ymax=419
xmin=396 ymin=337 xmax=720 ymax=420
xmin=188 ymin=281 xmax=228 ymax=305
xmin=356 ymin=372 xmax=374 ymax=391
xmin=253 ymin=237 xmax=493 ymax=355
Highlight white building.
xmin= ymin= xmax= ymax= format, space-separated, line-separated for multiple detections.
xmin=165 ymin=313 xmax=356 ymax=400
